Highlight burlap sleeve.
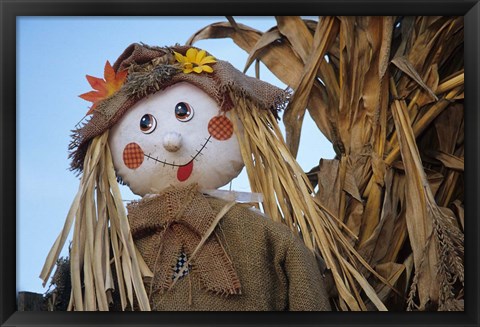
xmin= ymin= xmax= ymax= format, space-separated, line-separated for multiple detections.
xmin=284 ymin=236 xmax=331 ymax=311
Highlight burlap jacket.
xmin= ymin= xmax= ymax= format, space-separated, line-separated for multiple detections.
xmin=127 ymin=186 xmax=331 ymax=311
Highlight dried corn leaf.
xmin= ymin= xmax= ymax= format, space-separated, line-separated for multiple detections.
xmin=284 ymin=16 xmax=338 ymax=157
xmin=391 ymin=87 xmax=439 ymax=310
xmin=242 ymin=28 xmax=304 ymax=85
xmin=358 ymin=169 xmax=398 ymax=265
xmin=242 ymin=28 xmax=283 ymax=71
xmin=374 ymin=262 xmax=405 ymax=302
xmin=306 ymin=86 xmax=336 ymax=143
xmin=386 ymin=87 xmax=463 ymax=165
xmin=433 ymin=151 xmax=464 ymax=171
xmin=424 ymin=169 xmax=445 ymax=197
xmin=413 ymin=64 xmax=440 ymax=108
xmin=315 ymin=159 xmax=341 ymax=217
xmin=344 ymin=199 xmax=364 ymax=243
xmin=451 ymin=200 xmax=464 ymax=231
xmin=393 ymin=16 xmax=416 ymax=58
xmin=274 ymin=16 xmax=339 ymax=143
xmin=188 ymin=19 xmax=307 ymax=90
xmin=186 ymin=21 xmax=260 ymax=53
xmin=434 ymin=104 xmax=463 ymax=154
xmin=392 ymin=56 xmax=438 ymax=101
xmin=341 ymin=258 xmax=388 ymax=311
xmin=187 ymin=15 xmax=464 ymax=312
xmin=275 ymin=16 xmax=313 ymax=63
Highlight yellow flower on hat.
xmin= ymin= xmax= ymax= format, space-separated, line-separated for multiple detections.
xmin=174 ymin=48 xmax=216 ymax=74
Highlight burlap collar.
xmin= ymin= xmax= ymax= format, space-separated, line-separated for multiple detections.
xmin=128 ymin=184 xmax=241 ymax=296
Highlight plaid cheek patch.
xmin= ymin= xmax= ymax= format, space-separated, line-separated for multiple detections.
xmin=208 ymin=115 xmax=234 ymax=141
xmin=123 ymin=142 xmax=144 ymax=169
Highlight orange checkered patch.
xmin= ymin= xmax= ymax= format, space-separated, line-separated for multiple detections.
xmin=208 ymin=115 xmax=233 ymax=141
xmin=123 ymin=142 xmax=144 ymax=169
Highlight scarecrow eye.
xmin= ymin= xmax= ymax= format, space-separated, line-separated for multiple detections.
xmin=140 ymin=114 xmax=157 ymax=134
xmin=175 ymin=102 xmax=194 ymax=122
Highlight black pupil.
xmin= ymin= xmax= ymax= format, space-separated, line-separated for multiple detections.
xmin=175 ymin=103 xmax=189 ymax=117
xmin=140 ymin=115 xmax=152 ymax=129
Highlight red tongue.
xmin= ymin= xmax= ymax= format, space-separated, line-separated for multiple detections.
xmin=177 ymin=161 xmax=194 ymax=182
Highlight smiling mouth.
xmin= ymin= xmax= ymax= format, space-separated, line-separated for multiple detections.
xmin=143 ymin=135 xmax=212 ymax=168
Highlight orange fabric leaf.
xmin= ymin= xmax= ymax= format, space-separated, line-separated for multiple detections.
xmin=103 ymin=61 xmax=116 ymax=84
xmin=85 ymin=75 xmax=108 ymax=94
xmin=78 ymin=60 xmax=128 ymax=114
xmin=79 ymin=90 xmax=101 ymax=102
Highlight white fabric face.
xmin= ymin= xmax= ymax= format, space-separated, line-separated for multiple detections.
xmin=109 ymin=82 xmax=244 ymax=196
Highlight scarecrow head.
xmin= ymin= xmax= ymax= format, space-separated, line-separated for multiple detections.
xmin=72 ymin=44 xmax=287 ymax=196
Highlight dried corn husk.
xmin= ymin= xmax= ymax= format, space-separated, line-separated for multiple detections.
xmin=189 ymin=15 xmax=464 ymax=311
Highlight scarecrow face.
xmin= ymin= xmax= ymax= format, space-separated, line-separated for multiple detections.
xmin=109 ymin=82 xmax=244 ymax=196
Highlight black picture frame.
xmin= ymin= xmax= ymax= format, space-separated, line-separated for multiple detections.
xmin=1 ymin=1 xmax=478 ymax=326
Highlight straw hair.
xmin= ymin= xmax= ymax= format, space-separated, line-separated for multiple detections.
xmin=40 ymin=131 xmax=152 ymax=311
xmin=230 ymin=93 xmax=389 ymax=311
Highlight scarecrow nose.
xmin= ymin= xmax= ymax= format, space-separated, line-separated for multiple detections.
xmin=163 ymin=132 xmax=182 ymax=152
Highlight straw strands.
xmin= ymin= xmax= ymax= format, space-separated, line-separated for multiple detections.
xmin=230 ymin=94 xmax=388 ymax=311
xmin=40 ymin=131 xmax=153 ymax=311
xmin=188 ymin=16 xmax=464 ymax=311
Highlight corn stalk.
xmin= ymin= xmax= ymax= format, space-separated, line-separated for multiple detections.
xmin=187 ymin=16 xmax=464 ymax=311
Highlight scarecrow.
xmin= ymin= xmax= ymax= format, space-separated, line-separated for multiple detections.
xmin=40 ymin=43 xmax=331 ymax=311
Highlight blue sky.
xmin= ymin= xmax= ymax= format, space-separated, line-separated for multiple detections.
xmin=17 ymin=16 xmax=334 ymax=294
